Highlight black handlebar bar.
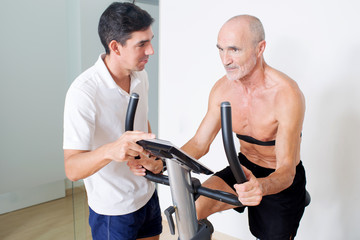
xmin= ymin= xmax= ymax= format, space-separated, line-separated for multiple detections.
xmin=124 ymin=93 xmax=243 ymax=207
xmin=220 ymin=102 xmax=247 ymax=184
xmin=125 ymin=93 xmax=139 ymax=132
xmin=125 ymin=92 xmax=159 ymax=181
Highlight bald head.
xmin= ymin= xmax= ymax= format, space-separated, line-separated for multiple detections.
xmin=217 ymin=15 xmax=267 ymax=81
xmin=222 ymin=15 xmax=265 ymax=47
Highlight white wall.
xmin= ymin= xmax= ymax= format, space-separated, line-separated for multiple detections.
xmin=158 ymin=0 xmax=360 ymax=239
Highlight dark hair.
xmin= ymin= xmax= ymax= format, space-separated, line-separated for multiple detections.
xmin=98 ymin=2 xmax=154 ymax=54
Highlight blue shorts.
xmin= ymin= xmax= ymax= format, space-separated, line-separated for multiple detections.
xmin=89 ymin=191 xmax=162 ymax=240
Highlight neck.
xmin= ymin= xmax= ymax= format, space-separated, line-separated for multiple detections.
xmin=238 ymin=58 xmax=267 ymax=92
xmin=104 ymin=54 xmax=131 ymax=93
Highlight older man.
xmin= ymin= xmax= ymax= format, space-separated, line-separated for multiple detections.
xmin=181 ymin=15 xmax=307 ymax=240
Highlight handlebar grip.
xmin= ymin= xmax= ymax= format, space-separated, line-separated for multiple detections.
xmin=196 ymin=186 xmax=243 ymax=207
xmin=125 ymin=93 xmax=139 ymax=131
xmin=144 ymin=170 xmax=170 ymax=186
xmin=221 ymin=102 xmax=247 ymax=184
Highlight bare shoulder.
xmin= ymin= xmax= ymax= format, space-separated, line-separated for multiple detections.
xmin=211 ymin=75 xmax=228 ymax=93
xmin=208 ymin=75 xmax=229 ymax=104
xmin=266 ymin=66 xmax=304 ymax=105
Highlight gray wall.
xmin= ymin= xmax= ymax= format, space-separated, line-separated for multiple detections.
xmin=0 ymin=0 xmax=68 ymax=199
xmin=0 ymin=0 xmax=159 ymax=213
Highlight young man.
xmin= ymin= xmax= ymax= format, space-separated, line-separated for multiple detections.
xmin=63 ymin=2 xmax=163 ymax=240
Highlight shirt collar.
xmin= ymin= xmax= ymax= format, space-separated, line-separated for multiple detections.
xmin=95 ymin=54 xmax=117 ymax=89
xmin=95 ymin=54 xmax=142 ymax=95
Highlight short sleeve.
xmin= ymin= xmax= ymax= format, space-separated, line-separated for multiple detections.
xmin=63 ymin=85 xmax=96 ymax=150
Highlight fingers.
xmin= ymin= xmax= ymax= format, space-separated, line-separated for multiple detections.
xmin=234 ymin=170 xmax=263 ymax=206
xmin=123 ymin=131 xmax=155 ymax=154
xmin=123 ymin=131 xmax=155 ymax=142
xmin=235 ymin=184 xmax=262 ymax=206
xmin=127 ymin=160 xmax=146 ymax=176
xmin=110 ymin=131 xmax=156 ymax=162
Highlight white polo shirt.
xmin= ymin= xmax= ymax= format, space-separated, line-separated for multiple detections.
xmin=63 ymin=54 xmax=155 ymax=215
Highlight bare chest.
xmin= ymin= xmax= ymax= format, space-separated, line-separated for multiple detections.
xmin=222 ymin=91 xmax=278 ymax=141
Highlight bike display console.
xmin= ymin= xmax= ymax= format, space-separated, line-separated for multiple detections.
xmin=137 ymin=138 xmax=213 ymax=175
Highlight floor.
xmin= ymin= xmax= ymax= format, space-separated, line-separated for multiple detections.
xmin=0 ymin=185 xmax=240 ymax=240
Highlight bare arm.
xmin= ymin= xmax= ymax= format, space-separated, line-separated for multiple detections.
xmin=64 ymin=131 xmax=155 ymax=181
xmin=261 ymin=85 xmax=305 ymax=195
xmin=235 ymin=84 xmax=305 ymax=205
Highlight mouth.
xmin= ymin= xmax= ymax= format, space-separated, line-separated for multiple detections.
xmin=140 ymin=57 xmax=149 ymax=64
xmin=225 ymin=64 xmax=238 ymax=70
xmin=225 ymin=66 xmax=237 ymax=72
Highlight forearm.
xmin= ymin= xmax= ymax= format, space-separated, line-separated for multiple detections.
xmin=65 ymin=131 xmax=155 ymax=181
xmin=259 ymin=165 xmax=295 ymax=196
xmin=64 ymin=144 xmax=112 ymax=181
xmin=181 ymin=138 xmax=209 ymax=160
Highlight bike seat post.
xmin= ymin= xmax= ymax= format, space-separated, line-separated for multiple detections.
xmin=166 ymin=158 xmax=198 ymax=240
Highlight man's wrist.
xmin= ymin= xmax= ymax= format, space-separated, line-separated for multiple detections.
xmin=157 ymin=158 xmax=166 ymax=174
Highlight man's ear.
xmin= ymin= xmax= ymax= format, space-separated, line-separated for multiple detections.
xmin=109 ymin=40 xmax=121 ymax=55
xmin=257 ymin=40 xmax=266 ymax=58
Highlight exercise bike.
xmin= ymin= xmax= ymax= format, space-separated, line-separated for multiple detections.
xmin=125 ymin=93 xmax=247 ymax=240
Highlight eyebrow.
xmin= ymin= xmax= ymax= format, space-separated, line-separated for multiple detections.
xmin=228 ymin=46 xmax=239 ymax=51
xmin=137 ymin=35 xmax=154 ymax=45
xmin=216 ymin=44 xmax=239 ymax=51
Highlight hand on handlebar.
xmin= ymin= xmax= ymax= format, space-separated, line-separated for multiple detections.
xmin=105 ymin=131 xmax=155 ymax=163
xmin=127 ymin=154 xmax=164 ymax=176
xmin=234 ymin=166 xmax=263 ymax=206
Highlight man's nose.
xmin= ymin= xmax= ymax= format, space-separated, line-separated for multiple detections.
xmin=222 ymin=51 xmax=232 ymax=65
xmin=146 ymin=43 xmax=154 ymax=56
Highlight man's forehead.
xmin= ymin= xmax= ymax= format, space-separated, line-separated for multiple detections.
xmin=218 ymin=23 xmax=250 ymax=45
xmin=128 ymin=27 xmax=153 ymax=42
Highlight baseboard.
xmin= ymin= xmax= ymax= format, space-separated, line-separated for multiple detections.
xmin=0 ymin=180 xmax=65 ymax=214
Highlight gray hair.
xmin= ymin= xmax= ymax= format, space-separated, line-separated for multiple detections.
xmin=228 ymin=15 xmax=265 ymax=46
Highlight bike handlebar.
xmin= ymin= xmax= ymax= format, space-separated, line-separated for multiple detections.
xmin=125 ymin=93 xmax=139 ymax=132
xmin=220 ymin=102 xmax=247 ymax=184
xmin=125 ymin=93 xmax=243 ymax=207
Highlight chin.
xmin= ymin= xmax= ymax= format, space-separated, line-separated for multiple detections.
xmin=226 ymin=73 xmax=241 ymax=81
xmin=137 ymin=64 xmax=146 ymax=71
xmin=133 ymin=66 xmax=145 ymax=72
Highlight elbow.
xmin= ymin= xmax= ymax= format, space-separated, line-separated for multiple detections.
xmin=65 ymin=169 xmax=81 ymax=182
xmin=64 ymin=162 xmax=81 ymax=182
xmin=201 ymin=145 xmax=210 ymax=157
xmin=285 ymin=169 xmax=296 ymax=189
xmin=196 ymin=144 xmax=210 ymax=160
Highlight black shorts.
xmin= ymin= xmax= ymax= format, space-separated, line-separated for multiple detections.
xmin=214 ymin=152 xmax=307 ymax=240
